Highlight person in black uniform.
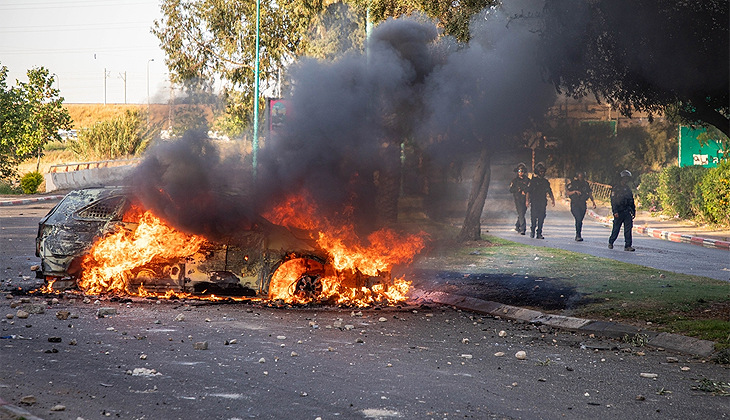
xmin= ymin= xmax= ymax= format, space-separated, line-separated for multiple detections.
xmin=608 ymin=170 xmax=636 ymax=251
xmin=566 ymin=170 xmax=596 ymax=241
xmin=526 ymin=162 xmax=555 ymax=239
xmin=509 ymin=163 xmax=530 ymax=235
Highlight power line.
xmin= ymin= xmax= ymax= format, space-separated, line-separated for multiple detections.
xmin=0 ymin=22 xmax=153 ymax=33
xmin=0 ymin=1 xmax=155 ymax=11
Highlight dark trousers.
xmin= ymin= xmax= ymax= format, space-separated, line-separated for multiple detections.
xmin=530 ymin=204 xmax=547 ymax=236
xmin=514 ymin=197 xmax=527 ymax=233
xmin=609 ymin=211 xmax=633 ymax=247
xmin=570 ymin=200 xmax=587 ymax=237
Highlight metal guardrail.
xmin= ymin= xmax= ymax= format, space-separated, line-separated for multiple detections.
xmin=588 ymin=181 xmax=612 ymax=202
xmin=49 ymin=158 xmax=140 ymax=173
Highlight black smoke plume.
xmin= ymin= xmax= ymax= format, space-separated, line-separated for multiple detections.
xmin=129 ymin=1 xmax=556 ymax=239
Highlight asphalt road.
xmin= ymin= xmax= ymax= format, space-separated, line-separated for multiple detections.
xmin=1 ymin=297 xmax=729 ymax=420
xmin=1 ymin=199 xmax=729 ymax=420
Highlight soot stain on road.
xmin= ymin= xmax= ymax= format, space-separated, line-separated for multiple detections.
xmin=411 ymin=269 xmax=596 ymax=311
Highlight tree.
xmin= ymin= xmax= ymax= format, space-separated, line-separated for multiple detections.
xmin=360 ymin=0 xmax=498 ymax=42
xmin=0 ymin=64 xmax=71 ymax=179
xmin=538 ymin=0 xmax=729 ymax=137
xmin=153 ymin=0 xmax=326 ymax=134
xmin=0 ymin=65 xmax=25 ymax=179
xmin=153 ymin=1 xmax=500 ymax=134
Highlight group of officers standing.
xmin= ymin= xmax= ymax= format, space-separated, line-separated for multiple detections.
xmin=509 ymin=163 xmax=636 ymax=251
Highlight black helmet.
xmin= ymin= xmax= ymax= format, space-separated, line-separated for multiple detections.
xmin=575 ymin=170 xmax=586 ymax=178
xmin=514 ymin=162 xmax=527 ymax=173
xmin=535 ymin=162 xmax=546 ymax=173
xmin=620 ymin=170 xmax=632 ymax=178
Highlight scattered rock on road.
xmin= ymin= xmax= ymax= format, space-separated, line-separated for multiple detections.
xmin=515 ymin=351 xmax=527 ymax=360
xmin=97 ymin=308 xmax=117 ymax=318
xmin=22 ymin=304 xmax=44 ymax=314
xmin=19 ymin=395 xmax=36 ymax=405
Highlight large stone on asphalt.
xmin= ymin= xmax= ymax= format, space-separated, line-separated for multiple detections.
xmin=22 ymin=304 xmax=45 ymax=314
xmin=19 ymin=395 xmax=36 ymax=405
xmin=97 ymin=307 xmax=117 ymax=317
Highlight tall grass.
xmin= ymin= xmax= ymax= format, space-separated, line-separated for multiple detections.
xmin=69 ymin=109 xmax=156 ymax=160
xmin=64 ymin=104 xmax=142 ymax=128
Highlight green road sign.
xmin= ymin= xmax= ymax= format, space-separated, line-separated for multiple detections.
xmin=678 ymin=126 xmax=725 ymax=168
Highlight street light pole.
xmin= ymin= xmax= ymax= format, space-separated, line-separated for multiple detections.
xmin=147 ymin=59 xmax=154 ymax=125
xmin=252 ymin=0 xmax=261 ymax=178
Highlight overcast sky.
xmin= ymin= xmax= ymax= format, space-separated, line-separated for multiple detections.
xmin=0 ymin=0 xmax=170 ymax=104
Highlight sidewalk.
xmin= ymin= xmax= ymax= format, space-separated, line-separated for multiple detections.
xmin=588 ymin=202 xmax=730 ymax=250
xmin=0 ymin=194 xmax=66 ymax=206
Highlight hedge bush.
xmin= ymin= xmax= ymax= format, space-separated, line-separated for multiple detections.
xmin=657 ymin=165 xmax=706 ymax=219
xmin=20 ymin=171 xmax=44 ymax=194
xmin=636 ymin=172 xmax=661 ymax=211
xmin=699 ymin=161 xmax=730 ymax=226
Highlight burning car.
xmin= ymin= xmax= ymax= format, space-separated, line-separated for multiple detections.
xmin=36 ymin=187 xmax=425 ymax=306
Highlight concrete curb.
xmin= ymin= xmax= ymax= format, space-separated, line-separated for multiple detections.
xmin=586 ymin=208 xmax=730 ymax=251
xmin=0 ymin=398 xmax=46 ymax=420
xmin=0 ymin=195 xmax=66 ymax=206
xmin=411 ymin=289 xmax=717 ymax=357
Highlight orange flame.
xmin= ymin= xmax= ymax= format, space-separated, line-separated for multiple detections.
xmin=265 ymin=191 xmax=427 ymax=306
xmin=78 ymin=211 xmax=204 ymax=295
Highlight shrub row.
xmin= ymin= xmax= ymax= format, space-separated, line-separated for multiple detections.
xmin=69 ymin=109 xmax=153 ymax=160
xmin=636 ymin=162 xmax=730 ymax=226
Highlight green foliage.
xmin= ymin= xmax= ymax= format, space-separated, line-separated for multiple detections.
xmin=20 ymin=171 xmax=43 ymax=194
xmin=0 ymin=179 xmax=21 ymax=194
xmin=699 ymin=161 xmax=730 ymax=226
xmin=357 ymin=0 xmax=500 ymax=43
xmin=692 ymin=378 xmax=730 ymax=395
xmin=622 ymin=333 xmax=649 ymax=347
xmin=545 ymin=121 xmax=626 ymax=183
xmin=547 ymin=119 xmax=679 ymax=184
xmin=637 ymin=163 xmax=730 ymax=226
xmin=636 ymin=172 xmax=661 ymax=211
xmin=70 ymin=110 xmax=154 ymax=160
xmin=171 ymin=105 xmax=209 ymax=137
xmin=305 ymin=2 xmax=366 ymax=60
xmin=0 ymin=63 xmax=72 ymax=179
xmin=657 ymin=165 xmax=706 ymax=219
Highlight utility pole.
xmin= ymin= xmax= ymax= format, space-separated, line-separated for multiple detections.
xmin=103 ymin=68 xmax=110 ymax=105
xmin=118 ymin=71 xmax=127 ymax=104
xmin=147 ymin=59 xmax=154 ymax=126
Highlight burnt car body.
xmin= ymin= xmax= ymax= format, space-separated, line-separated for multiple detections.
xmin=35 ymin=187 xmax=332 ymax=297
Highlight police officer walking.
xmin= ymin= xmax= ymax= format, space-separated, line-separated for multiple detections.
xmin=526 ymin=162 xmax=555 ymax=239
xmin=566 ymin=171 xmax=596 ymax=241
xmin=608 ymin=170 xmax=636 ymax=251
xmin=509 ymin=163 xmax=530 ymax=235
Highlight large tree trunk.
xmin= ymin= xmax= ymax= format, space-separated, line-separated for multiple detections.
xmin=456 ymin=146 xmax=491 ymax=242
